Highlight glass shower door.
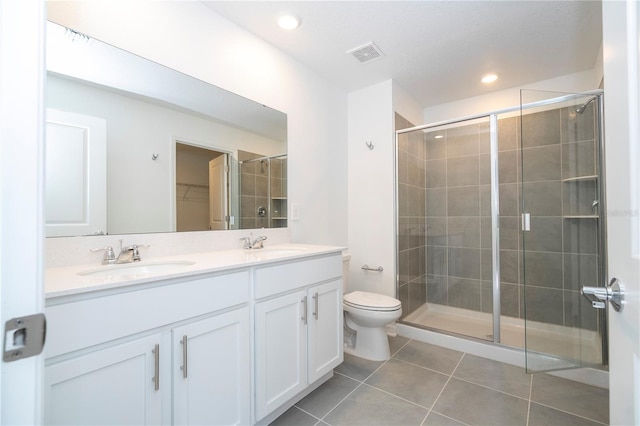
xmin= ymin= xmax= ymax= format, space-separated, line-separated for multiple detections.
xmin=397 ymin=116 xmax=495 ymax=342
xmin=520 ymin=89 xmax=606 ymax=372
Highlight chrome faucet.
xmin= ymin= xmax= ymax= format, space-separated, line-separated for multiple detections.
xmin=115 ymin=240 xmax=149 ymax=264
xmin=251 ymin=235 xmax=268 ymax=249
xmin=90 ymin=245 xmax=116 ymax=265
xmin=240 ymin=234 xmax=268 ymax=250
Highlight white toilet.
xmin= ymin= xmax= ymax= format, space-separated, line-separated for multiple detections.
xmin=342 ymin=253 xmax=402 ymax=361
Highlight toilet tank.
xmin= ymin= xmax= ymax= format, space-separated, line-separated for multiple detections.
xmin=342 ymin=252 xmax=351 ymax=293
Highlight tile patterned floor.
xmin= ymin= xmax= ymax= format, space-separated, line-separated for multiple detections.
xmin=270 ymin=336 xmax=609 ymax=426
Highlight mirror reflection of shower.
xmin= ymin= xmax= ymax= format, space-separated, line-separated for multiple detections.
xmin=239 ymin=151 xmax=287 ymax=229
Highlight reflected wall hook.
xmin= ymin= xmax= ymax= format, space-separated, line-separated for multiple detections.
xmin=151 ymin=153 xmax=159 ymax=160
xmin=365 ymin=141 xmax=374 ymax=150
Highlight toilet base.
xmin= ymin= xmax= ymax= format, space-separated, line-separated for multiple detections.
xmin=342 ymin=324 xmax=391 ymax=361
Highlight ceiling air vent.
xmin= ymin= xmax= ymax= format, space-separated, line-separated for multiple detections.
xmin=347 ymin=42 xmax=384 ymax=64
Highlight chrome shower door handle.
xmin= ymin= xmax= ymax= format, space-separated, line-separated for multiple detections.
xmin=582 ymin=278 xmax=625 ymax=312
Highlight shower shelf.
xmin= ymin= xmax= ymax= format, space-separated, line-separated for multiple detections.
xmin=562 ymin=175 xmax=598 ymax=182
xmin=563 ymin=215 xmax=599 ymax=219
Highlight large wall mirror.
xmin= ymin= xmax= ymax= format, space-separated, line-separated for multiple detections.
xmin=45 ymin=21 xmax=287 ymax=237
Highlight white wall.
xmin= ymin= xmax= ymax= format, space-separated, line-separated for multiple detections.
xmin=345 ymin=80 xmax=422 ymax=298
xmin=347 ymin=80 xmax=395 ymax=296
xmin=423 ymin=68 xmax=603 ymax=123
xmin=393 ymin=81 xmax=424 ymax=127
xmin=46 ymin=0 xmax=348 ymax=259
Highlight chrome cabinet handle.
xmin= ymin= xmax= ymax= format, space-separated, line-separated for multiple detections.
xmin=180 ymin=335 xmax=188 ymax=378
xmin=152 ymin=344 xmax=160 ymax=391
xmin=313 ymin=292 xmax=319 ymax=320
xmin=301 ymin=296 xmax=308 ymax=325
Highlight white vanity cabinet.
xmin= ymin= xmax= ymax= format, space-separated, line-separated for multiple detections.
xmin=45 ymin=333 xmax=163 ymax=425
xmin=254 ymin=254 xmax=343 ymax=421
xmin=172 ymin=307 xmax=250 ymax=425
xmin=44 ymin=271 xmax=251 ymax=426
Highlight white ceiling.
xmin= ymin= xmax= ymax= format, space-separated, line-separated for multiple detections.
xmin=202 ymin=1 xmax=602 ymax=108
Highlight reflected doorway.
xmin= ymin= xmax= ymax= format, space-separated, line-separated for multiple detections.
xmin=176 ymin=142 xmax=230 ymax=231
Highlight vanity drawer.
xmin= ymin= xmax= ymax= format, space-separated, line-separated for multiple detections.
xmin=45 ymin=270 xmax=250 ymax=358
xmin=254 ymin=254 xmax=342 ymax=299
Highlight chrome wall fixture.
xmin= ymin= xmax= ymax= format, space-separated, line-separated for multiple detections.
xmin=362 ymin=264 xmax=383 ymax=272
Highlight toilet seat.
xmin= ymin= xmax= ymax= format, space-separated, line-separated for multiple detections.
xmin=344 ymin=291 xmax=401 ymax=312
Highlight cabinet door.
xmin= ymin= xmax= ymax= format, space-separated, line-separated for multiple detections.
xmin=255 ymin=291 xmax=307 ymax=421
xmin=307 ymin=279 xmax=343 ymax=383
xmin=44 ymin=334 xmax=162 ymax=425
xmin=172 ymin=307 xmax=250 ymax=426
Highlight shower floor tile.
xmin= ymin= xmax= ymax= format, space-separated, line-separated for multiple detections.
xmin=269 ymin=335 xmax=609 ymax=426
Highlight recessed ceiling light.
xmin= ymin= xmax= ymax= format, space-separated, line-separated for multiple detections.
xmin=481 ymin=73 xmax=498 ymax=84
xmin=277 ymin=14 xmax=301 ymax=30
xmin=434 ymin=135 xmax=444 ymax=139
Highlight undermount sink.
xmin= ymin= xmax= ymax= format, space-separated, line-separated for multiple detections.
xmin=78 ymin=260 xmax=195 ymax=279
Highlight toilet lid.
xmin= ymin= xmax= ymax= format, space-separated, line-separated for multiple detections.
xmin=344 ymin=291 xmax=401 ymax=311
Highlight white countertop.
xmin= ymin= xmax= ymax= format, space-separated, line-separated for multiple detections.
xmin=46 ymin=244 xmax=345 ymax=299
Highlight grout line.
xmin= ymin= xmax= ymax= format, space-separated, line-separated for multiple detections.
xmin=317 ymin=352 xmax=396 ymax=424
xmin=287 ymin=405 xmax=324 ymax=425
xmin=332 ymin=370 xmax=358 ymax=381
xmin=419 ymin=409 xmax=431 ymax=426
xmin=315 ymin=381 xmax=363 ymax=424
xmin=529 ymin=400 xmax=609 ymax=426
xmin=426 ymin=410 xmax=472 ymax=426
xmin=390 ymin=336 xmax=412 ymax=357
xmin=526 ymin=369 xmax=534 ymax=425
xmin=392 ymin=357 xmax=457 ymax=378
xmin=448 ymin=375 xmax=531 ymax=403
xmin=426 ymin=352 xmax=466 ymax=413
xmin=359 ymin=382 xmax=432 ymax=411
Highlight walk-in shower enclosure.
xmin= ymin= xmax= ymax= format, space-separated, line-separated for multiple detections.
xmin=395 ymin=90 xmax=606 ymax=372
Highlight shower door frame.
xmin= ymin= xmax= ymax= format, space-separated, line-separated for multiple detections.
xmin=394 ymin=89 xmax=607 ymax=357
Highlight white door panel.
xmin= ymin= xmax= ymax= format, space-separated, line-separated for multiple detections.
xmin=307 ymin=280 xmax=343 ymax=383
xmin=209 ymin=154 xmax=228 ymax=230
xmin=0 ymin=1 xmax=46 ymax=424
xmin=45 ymin=109 xmax=107 ymax=237
xmin=603 ymin=2 xmax=640 ymax=424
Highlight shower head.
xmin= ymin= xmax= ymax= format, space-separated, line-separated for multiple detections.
xmin=574 ymin=97 xmax=596 ymax=115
